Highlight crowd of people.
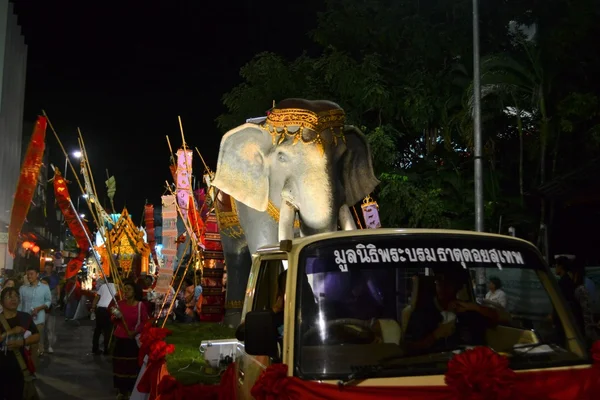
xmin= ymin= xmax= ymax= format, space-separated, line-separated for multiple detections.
xmin=0 ymin=264 xmax=205 ymax=400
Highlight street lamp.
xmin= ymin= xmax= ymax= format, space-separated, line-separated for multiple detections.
xmin=64 ymin=150 xmax=83 ymax=180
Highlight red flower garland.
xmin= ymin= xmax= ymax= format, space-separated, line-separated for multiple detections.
xmin=149 ymin=340 xmax=175 ymax=361
xmin=156 ymin=375 xmax=183 ymax=400
xmin=138 ymin=323 xmax=172 ymax=365
xmin=251 ymin=364 xmax=290 ymax=400
xmin=445 ymin=346 xmax=516 ymax=400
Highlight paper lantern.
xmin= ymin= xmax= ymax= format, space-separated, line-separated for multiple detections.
xmin=32 ymin=245 xmax=40 ymax=253
xmin=22 ymin=241 xmax=33 ymax=249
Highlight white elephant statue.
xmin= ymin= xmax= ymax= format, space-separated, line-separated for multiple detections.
xmin=211 ymin=98 xmax=379 ymax=326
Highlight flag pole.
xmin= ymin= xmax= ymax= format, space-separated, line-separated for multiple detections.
xmin=472 ymin=0 xmax=486 ymax=301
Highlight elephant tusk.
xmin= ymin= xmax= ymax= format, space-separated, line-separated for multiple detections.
xmin=278 ymin=201 xmax=297 ymax=242
xmin=339 ymin=205 xmax=357 ymax=230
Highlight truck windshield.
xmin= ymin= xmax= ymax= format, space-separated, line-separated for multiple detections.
xmin=293 ymin=233 xmax=589 ymax=380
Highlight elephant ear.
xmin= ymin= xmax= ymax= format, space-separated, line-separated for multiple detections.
xmin=341 ymin=125 xmax=380 ymax=206
xmin=212 ymin=123 xmax=272 ymax=212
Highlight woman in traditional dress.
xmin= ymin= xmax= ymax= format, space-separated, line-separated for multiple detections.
xmin=110 ymin=280 xmax=148 ymax=400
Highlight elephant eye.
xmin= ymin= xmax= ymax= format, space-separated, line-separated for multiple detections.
xmin=277 ymin=151 xmax=288 ymax=163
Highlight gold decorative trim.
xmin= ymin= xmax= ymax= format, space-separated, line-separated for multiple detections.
xmin=266 ymin=108 xmax=345 ymax=132
xmin=217 ymin=197 xmax=300 ymax=239
xmin=267 ymin=201 xmax=301 ymax=228
xmin=262 ymin=107 xmax=346 ymax=155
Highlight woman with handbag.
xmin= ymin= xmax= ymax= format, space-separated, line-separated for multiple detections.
xmin=0 ymin=286 xmax=40 ymax=400
xmin=110 ymin=280 xmax=148 ymax=400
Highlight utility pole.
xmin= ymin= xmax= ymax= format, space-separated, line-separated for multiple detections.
xmin=472 ymin=0 xmax=486 ymax=301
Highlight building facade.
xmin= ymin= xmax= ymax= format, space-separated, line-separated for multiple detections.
xmin=0 ymin=0 xmax=27 ymax=271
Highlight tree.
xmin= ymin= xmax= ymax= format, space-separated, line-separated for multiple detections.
xmin=216 ymin=0 xmax=600 ymax=238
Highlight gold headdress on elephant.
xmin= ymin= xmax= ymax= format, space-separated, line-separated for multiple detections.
xmin=262 ymin=99 xmax=347 ymax=155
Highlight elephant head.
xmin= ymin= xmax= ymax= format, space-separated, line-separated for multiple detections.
xmin=212 ymin=98 xmax=379 ymax=240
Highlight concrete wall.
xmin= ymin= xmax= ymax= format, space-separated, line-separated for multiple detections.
xmin=0 ymin=0 xmax=27 ymax=270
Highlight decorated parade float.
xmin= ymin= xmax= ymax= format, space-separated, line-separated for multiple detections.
xmin=8 ymin=101 xmax=600 ymax=400
xmin=131 ymin=99 xmax=600 ymax=400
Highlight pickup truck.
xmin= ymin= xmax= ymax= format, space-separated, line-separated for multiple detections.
xmin=233 ymin=228 xmax=597 ymax=399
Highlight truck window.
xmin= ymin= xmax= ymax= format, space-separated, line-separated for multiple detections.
xmin=292 ymin=234 xmax=588 ymax=380
xmin=253 ymin=259 xmax=285 ymax=312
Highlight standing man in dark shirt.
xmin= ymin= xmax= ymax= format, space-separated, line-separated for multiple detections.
xmin=552 ymin=256 xmax=582 ymax=343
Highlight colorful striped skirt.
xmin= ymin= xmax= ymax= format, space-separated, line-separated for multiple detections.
xmin=112 ymin=337 xmax=140 ymax=394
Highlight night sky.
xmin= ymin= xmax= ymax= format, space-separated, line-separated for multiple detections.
xmin=14 ymin=1 xmax=322 ymax=221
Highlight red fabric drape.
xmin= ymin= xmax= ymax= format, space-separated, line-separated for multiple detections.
xmin=169 ymin=165 xmax=177 ymax=182
xmin=251 ymin=346 xmax=600 ymax=400
xmin=53 ymin=170 xmax=91 ymax=279
xmin=8 ymin=116 xmax=47 ymax=256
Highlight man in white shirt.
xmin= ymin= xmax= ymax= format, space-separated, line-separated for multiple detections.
xmin=91 ymin=276 xmax=116 ymax=355
xmin=18 ymin=266 xmax=52 ymax=368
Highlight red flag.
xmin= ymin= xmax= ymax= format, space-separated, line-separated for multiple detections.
xmin=187 ymin=194 xmax=205 ymax=246
xmin=8 ymin=116 xmax=47 ymax=256
xmin=53 ymin=170 xmax=91 ymax=279
xmin=144 ymin=204 xmax=160 ymax=268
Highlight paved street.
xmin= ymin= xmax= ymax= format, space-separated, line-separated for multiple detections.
xmin=35 ymin=317 xmax=116 ymax=400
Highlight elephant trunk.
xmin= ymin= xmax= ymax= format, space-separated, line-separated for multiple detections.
xmin=338 ymin=205 xmax=357 ymax=230
xmin=278 ymin=201 xmax=297 ymax=242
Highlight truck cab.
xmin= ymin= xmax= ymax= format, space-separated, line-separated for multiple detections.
xmin=233 ymin=229 xmax=594 ymax=398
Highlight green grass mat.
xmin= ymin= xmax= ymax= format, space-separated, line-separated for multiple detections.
xmin=164 ymin=322 xmax=236 ymax=385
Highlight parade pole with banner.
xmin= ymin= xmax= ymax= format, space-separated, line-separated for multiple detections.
xmin=8 ymin=116 xmax=47 ymax=256
xmin=156 ymin=195 xmax=178 ymax=294
xmin=52 ymin=169 xmax=92 ymax=279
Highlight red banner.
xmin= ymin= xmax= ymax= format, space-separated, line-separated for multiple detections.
xmin=187 ymin=194 xmax=205 ymax=247
xmin=8 ymin=116 xmax=47 ymax=256
xmin=53 ymin=170 xmax=91 ymax=279
xmin=144 ymin=204 xmax=159 ymax=268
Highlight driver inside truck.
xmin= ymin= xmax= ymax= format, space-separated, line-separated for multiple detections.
xmin=272 ymin=270 xmax=287 ymax=337
xmin=404 ymin=268 xmax=500 ymax=355
xmin=235 ymin=269 xmax=318 ymax=343
xmin=235 ymin=270 xmax=288 ymax=342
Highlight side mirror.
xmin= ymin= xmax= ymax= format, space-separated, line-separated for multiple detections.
xmin=244 ymin=310 xmax=279 ymax=358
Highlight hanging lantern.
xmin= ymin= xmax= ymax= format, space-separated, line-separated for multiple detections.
xmin=361 ymin=195 xmax=381 ymax=229
xmin=32 ymin=245 xmax=40 ymax=253
xmin=22 ymin=241 xmax=33 ymax=250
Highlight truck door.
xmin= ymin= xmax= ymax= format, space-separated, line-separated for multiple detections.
xmin=237 ymin=257 xmax=286 ymax=399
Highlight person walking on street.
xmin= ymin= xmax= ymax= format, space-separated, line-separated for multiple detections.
xmin=40 ymin=277 xmax=57 ymax=354
xmin=91 ymin=276 xmax=116 ymax=355
xmin=110 ymin=280 xmax=148 ymax=400
xmin=64 ymin=276 xmax=81 ymax=320
xmin=17 ymin=266 xmax=51 ymax=370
